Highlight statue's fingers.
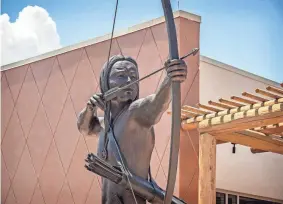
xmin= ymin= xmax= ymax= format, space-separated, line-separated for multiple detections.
xmin=166 ymin=59 xmax=183 ymax=66
xmin=167 ymin=65 xmax=187 ymax=73
xmin=90 ymin=98 xmax=98 ymax=106
xmin=97 ymin=98 xmax=105 ymax=108
xmin=92 ymin=95 xmax=101 ymax=101
xmin=92 ymin=96 xmax=105 ymax=109
xmin=165 ymin=59 xmax=185 ymax=68
xmin=170 ymin=76 xmax=186 ymax=82
xmin=90 ymin=98 xmax=104 ymax=110
xmin=87 ymin=101 xmax=95 ymax=109
xmin=167 ymin=69 xmax=187 ymax=77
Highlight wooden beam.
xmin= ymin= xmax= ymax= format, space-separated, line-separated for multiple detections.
xmin=217 ymin=140 xmax=228 ymax=144
xmin=250 ymin=148 xmax=268 ymax=154
xmin=266 ymin=86 xmax=283 ymax=96
xmin=182 ymin=103 xmax=283 ymax=134
xmin=219 ymin=98 xmax=245 ymax=107
xmin=208 ymin=100 xmax=234 ymax=109
xmin=257 ymin=123 xmax=283 ymax=135
xmin=182 ymin=99 xmax=283 ymax=130
xmin=197 ymin=103 xmax=222 ymax=112
xmin=181 ymin=109 xmax=200 ymax=117
xmin=203 ymin=106 xmax=283 ymax=134
xmin=182 ymin=105 xmax=210 ymax=115
xmin=182 ymin=98 xmax=283 ymax=130
xmin=214 ymin=130 xmax=283 ymax=155
xmin=242 ymin=92 xmax=267 ymax=102
xmin=199 ymin=133 xmax=216 ymax=204
xmin=255 ymin=89 xmax=280 ymax=99
xmin=231 ymin=96 xmax=257 ymax=104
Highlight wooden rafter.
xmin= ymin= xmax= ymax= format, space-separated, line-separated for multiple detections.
xmin=182 ymin=98 xmax=283 ymax=130
xmin=218 ymin=98 xmax=245 ymax=107
xmin=181 ymin=109 xmax=200 ymax=117
xmin=178 ymin=84 xmax=283 ymax=155
xmin=242 ymin=92 xmax=268 ymax=102
xmin=255 ymin=89 xmax=281 ymax=99
xmin=183 ymin=102 xmax=283 ymax=134
xmin=250 ymin=148 xmax=268 ymax=154
xmin=215 ymin=130 xmax=283 ymax=154
xmin=231 ymin=96 xmax=257 ymax=104
xmin=197 ymin=103 xmax=223 ymax=112
xmin=208 ymin=100 xmax=234 ymax=109
xmin=266 ymin=86 xmax=283 ymax=96
xmin=182 ymin=105 xmax=210 ymax=115
xmin=252 ymin=123 xmax=283 ymax=135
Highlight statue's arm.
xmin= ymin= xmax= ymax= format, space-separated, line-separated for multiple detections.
xmin=130 ymin=59 xmax=187 ymax=127
xmin=130 ymin=76 xmax=172 ymax=127
xmin=77 ymin=104 xmax=103 ymax=136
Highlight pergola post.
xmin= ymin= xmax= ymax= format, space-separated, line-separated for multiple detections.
xmin=198 ymin=133 xmax=216 ymax=204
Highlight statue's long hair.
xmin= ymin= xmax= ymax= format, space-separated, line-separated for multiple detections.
xmin=99 ymin=55 xmax=139 ymax=155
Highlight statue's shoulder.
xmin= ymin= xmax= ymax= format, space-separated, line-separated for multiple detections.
xmin=129 ymin=94 xmax=155 ymax=111
xmin=128 ymin=97 xmax=147 ymax=111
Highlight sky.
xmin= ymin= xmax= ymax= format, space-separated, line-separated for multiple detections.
xmin=1 ymin=0 xmax=283 ymax=82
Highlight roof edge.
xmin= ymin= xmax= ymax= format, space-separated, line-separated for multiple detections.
xmin=1 ymin=10 xmax=201 ymax=71
xmin=200 ymin=55 xmax=280 ymax=87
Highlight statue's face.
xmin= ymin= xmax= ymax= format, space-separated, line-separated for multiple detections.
xmin=108 ymin=60 xmax=139 ymax=102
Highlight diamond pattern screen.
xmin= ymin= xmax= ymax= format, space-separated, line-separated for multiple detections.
xmin=1 ymin=17 xmax=200 ymax=204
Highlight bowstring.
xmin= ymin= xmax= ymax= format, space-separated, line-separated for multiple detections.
xmin=105 ymin=0 xmax=138 ymax=203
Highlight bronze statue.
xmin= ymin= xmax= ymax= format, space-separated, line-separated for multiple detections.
xmin=77 ymin=54 xmax=187 ymax=204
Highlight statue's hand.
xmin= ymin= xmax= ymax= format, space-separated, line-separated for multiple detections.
xmin=87 ymin=93 xmax=105 ymax=111
xmin=165 ymin=59 xmax=187 ymax=83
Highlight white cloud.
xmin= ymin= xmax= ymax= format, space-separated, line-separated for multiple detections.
xmin=0 ymin=5 xmax=61 ymax=66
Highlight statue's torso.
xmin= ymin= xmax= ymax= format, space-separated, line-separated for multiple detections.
xmin=97 ymin=107 xmax=155 ymax=179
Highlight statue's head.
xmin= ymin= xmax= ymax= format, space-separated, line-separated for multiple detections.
xmin=99 ymin=55 xmax=139 ymax=103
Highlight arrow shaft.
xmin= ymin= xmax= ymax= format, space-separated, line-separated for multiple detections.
xmin=103 ymin=49 xmax=198 ymax=102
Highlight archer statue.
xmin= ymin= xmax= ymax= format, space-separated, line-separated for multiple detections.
xmin=77 ymin=54 xmax=188 ymax=204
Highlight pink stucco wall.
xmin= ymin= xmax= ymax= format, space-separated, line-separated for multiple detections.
xmin=1 ymin=15 xmax=200 ymax=204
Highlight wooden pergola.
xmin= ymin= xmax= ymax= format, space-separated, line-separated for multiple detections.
xmin=180 ymin=83 xmax=283 ymax=204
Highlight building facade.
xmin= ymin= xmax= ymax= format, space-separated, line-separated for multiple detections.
xmin=200 ymin=56 xmax=283 ymax=204
xmin=1 ymin=10 xmax=282 ymax=204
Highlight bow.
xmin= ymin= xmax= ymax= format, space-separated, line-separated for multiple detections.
xmin=161 ymin=1 xmax=181 ymax=203
xmin=88 ymin=1 xmax=194 ymax=203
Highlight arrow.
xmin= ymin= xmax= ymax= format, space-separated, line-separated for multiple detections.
xmin=103 ymin=48 xmax=199 ymax=102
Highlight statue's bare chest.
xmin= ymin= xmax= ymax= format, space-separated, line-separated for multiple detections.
xmin=98 ymin=109 xmax=155 ymax=177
